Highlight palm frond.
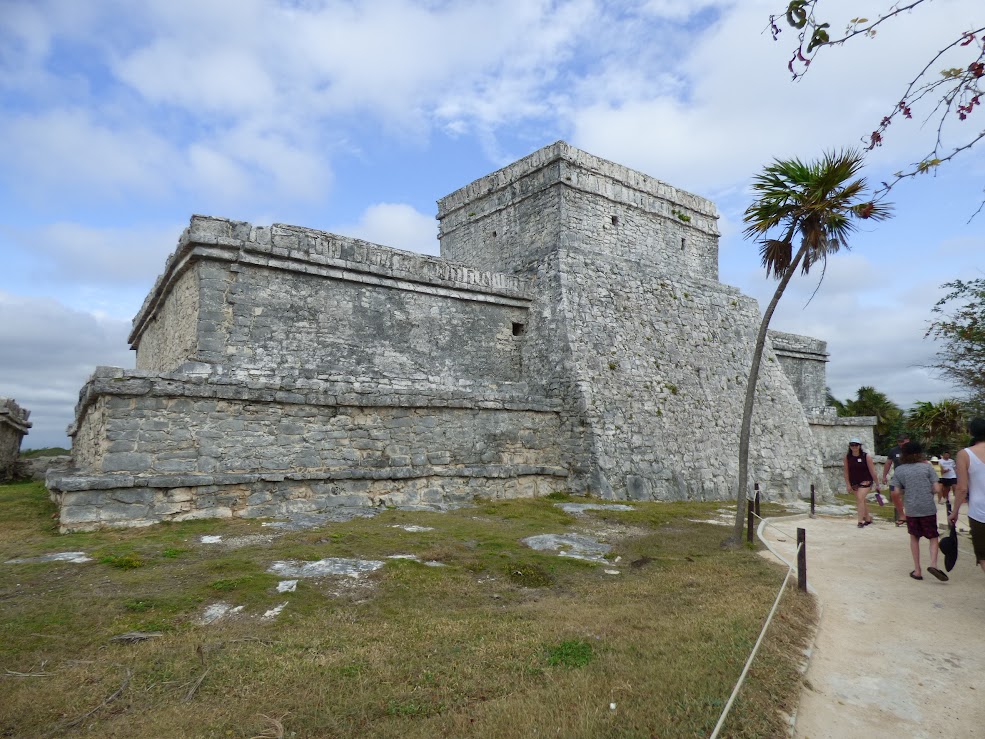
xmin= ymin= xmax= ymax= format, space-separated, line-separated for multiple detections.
xmin=742 ymin=149 xmax=893 ymax=280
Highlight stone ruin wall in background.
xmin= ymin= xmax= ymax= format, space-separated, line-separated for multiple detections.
xmin=47 ymin=142 xmax=874 ymax=531
xmin=0 ymin=398 xmax=31 ymax=482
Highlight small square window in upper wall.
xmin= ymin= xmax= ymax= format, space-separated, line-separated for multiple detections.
xmin=512 ymin=322 xmax=526 ymax=336
xmin=611 ymin=216 xmax=618 ymax=226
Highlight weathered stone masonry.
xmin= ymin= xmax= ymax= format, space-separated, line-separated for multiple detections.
xmin=49 ymin=142 xmax=873 ymax=530
xmin=1 ymin=398 xmax=31 ymax=482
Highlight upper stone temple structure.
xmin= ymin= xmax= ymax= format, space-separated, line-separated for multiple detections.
xmin=1 ymin=398 xmax=31 ymax=482
xmin=48 ymin=142 xmax=874 ymax=531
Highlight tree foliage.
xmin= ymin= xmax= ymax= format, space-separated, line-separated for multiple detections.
xmin=731 ymin=150 xmax=891 ymax=544
xmin=905 ymin=398 xmax=968 ymax=453
xmin=770 ymin=1 xmax=985 ymax=208
xmin=926 ymin=278 xmax=985 ymax=411
xmin=840 ymin=385 xmax=903 ymax=453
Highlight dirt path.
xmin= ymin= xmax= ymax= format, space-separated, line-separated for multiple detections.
xmin=758 ymin=505 xmax=985 ymax=738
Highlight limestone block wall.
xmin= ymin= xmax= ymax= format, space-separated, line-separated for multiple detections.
xmin=50 ymin=368 xmax=568 ymax=531
xmin=131 ymin=217 xmax=533 ymax=388
xmin=134 ymin=269 xmax=199 ymax=372
xmin=770 ymin=331 xmax=829 ymax=411
xmin=437 ymin=141 xmax=719 ymax=281
xmin=548 ymin=250 xmax=826 ymax=501
xmin=807 ymin=408 xmax=879 ymax=495
xmin=0 ymin=398 xmax=31 ymax=482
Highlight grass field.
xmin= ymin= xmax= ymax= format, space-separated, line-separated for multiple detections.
xmin=0 ymin=481 xmax=815 ymax=738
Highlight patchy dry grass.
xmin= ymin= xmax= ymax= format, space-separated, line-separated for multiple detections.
xmin=0 ymin=482 xmax=816 ymax=737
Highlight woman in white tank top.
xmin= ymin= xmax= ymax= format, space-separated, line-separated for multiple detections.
xmin=949 ymin=417 xmax=985 ymax=574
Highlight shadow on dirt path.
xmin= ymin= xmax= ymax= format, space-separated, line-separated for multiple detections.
xmin=759 ymin=504 xmax=985 ymax=738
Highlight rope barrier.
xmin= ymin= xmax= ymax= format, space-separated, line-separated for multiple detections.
xmin=748 ymin=509 xmax=799 ymax=541
xmin=708 ymin=538 xmax=803 ymax=739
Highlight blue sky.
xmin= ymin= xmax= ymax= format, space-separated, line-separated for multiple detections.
xmin=1 ymin=0 xmax=982 ymax=448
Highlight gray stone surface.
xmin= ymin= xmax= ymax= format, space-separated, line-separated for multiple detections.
xmin=0 ymin=398 xmax=31 ymax=482
xmin=5 ymin=552 xmax=92 ymax=564
xmin=267 ymin=557 xmax=384 ymax=578
xmin=522 ymin=533 xmax=612 ymax=562
xmin=48 ymin=142 xmax=874 ymax=531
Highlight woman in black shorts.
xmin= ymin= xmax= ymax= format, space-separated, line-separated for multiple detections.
xmin=844 ymin=439 xmax=880 ymax=528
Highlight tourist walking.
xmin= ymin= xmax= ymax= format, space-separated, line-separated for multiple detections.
xmin=844 ymin=438 xmax=879 ymax=528
xmin=883 ymin=434 xmax=910 ymax=526
xmin=949 ymin=418 xmax=985 ymax=576
xmin=939 ymin=451 xmax=957 ymax=513
xmin=893 ymin=441 xmax=947 ymax=581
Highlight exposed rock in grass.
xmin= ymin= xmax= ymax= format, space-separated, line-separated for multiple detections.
xmin=261 ymin=603 xmax=288 ymax=621
xmin=267 ymin=557 xmax=384 ymax=579
xmin=198 ymin=602 xmax=244 ymax=625
xmin=521 ymin=533 xmax=611 ymax=563
xmin=5 ymin=552 xmax=92 ymax=564
xmin=555 ymin=503 xmax=634 ymax=514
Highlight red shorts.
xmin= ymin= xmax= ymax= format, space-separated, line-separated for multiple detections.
xmin=906 ymin=514 xmax=939 ymax=540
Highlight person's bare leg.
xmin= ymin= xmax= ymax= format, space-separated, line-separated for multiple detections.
xmin=855 ymin=488 xmax=867 ymax=524
xmin=892 ymin=490 xmax=905 ymax=522
xmin=929 ymin=537 xmax=940 ymax=570
xmin=910 ymin=534 xmax=922 ymax=577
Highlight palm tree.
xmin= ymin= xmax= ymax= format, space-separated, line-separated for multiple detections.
xmin=730 ymin=150 xmax=892 ymax=545
xmin=843 ymin=385 xmax=903 ymax=453
xmin=906 ymin=399 xmax=966 ymax=453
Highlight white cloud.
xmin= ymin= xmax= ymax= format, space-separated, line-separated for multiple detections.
xmin=733 ymin=254 xmax=964 ymax=409
xmin=0 ymin=108 xmax=176 ymax=200
xmin=0 ymin=292 xmax=133 ymax=449
xmin=335 ymin=203 xmax=438 ymax=255
xmin=2 ymin=221 xmax=182 ymax=285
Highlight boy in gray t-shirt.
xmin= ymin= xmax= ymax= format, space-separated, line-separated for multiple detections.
xmin=893 ymin=441 xmax=947 ymax=581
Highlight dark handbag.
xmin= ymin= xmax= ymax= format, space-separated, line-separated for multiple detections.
xmin=940 ymin=523 xmax=959 ymax=572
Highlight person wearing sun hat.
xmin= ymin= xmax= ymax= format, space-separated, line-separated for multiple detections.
xmin=844 ymin=437 xmax=880 ymax=528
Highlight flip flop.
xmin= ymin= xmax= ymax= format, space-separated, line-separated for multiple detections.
xmin=909 ymin=571 xmax=923 ymax=580
xmin=863 ymin=519 xmax=873 ymax=526
xmin=927 ymin=567 xmax=949 ymax=582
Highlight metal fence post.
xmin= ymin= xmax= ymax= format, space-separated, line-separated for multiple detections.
xmin=810 ymin=484 xmax=815 ymax=518
xmin=797 ymin=528 xmax=807 ymax=592
xmin=747 ymin=499 xmax=754 ymax=544
xmin=754 ymin=483 xmax=761 ymax=518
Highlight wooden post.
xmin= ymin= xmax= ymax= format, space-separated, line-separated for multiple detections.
xmin=810 ymin=484 xmax=815 ymax=518
xmin=754 ymin=483 xmax=761 ymax=517
xmin=797 ymin=527 xmax=807 ymax=592
xmin=747 ymin=500 xmax=754 ymax=544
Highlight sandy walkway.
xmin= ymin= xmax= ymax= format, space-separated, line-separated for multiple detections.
xmin=758 ymin=504 xmax=985 ymax=738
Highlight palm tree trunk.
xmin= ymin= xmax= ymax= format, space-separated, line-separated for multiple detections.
xmin=728 ymin=239 xmax=809 ymax=546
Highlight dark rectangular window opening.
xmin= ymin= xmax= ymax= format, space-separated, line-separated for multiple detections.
xmin=611 ymin=215 xmax=619 ymax=226
xmin=512 ymin=322 xmax=526 ymax=336
xmin=681 ymin=237 xmax=686 ymax=251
